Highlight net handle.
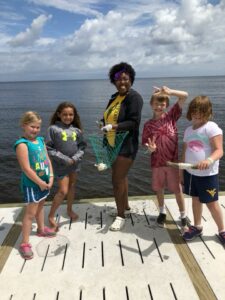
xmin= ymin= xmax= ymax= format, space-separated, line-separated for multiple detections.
xmin=166 ymin=161 xmax=198 ymax=169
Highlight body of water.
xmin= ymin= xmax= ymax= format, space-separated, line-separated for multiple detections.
xmin=1 ymin=76 xmax=225 ymax=203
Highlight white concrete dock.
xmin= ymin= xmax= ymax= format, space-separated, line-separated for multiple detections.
xmin=0 ymin=195 xmax=225 ymax=300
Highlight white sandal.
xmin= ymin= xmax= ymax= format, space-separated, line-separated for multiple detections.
xmin=110 ymin=216 xmax=125 ymax=231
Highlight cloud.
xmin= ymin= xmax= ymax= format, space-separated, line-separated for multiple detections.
xmin=1 ymin=0 xmax=225 ymax=81
xmin=8 ymin=14 xmax=52 ymax=47
xmin=0 ymin=3 xmax=26 ymax=32
xmin=28 ymin=0 xmax=102 ymax=17
xmin=63 ymin=0 xmax=225 ymax=70
xmin=36 ymin=37 xmax=56 ymax=46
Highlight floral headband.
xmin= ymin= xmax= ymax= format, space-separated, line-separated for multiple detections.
xmin=114 ymin=68 xmax=127 ymax=81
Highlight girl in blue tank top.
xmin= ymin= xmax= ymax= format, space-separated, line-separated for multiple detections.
xmin=15 ymin=111 xmax=56 ymax=260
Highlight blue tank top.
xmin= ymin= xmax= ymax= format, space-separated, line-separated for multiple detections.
xmin=14 ymin=136 xmax=50 ymax=188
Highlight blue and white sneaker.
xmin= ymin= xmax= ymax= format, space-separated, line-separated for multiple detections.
xmin=182 ymin=225 xmax=203 ymax=241
xmin=218 ymin=231 xmax=225 ymax=244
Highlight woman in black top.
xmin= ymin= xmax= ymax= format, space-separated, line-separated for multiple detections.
xmin=101 ymin=62 xmax=143 ymax=231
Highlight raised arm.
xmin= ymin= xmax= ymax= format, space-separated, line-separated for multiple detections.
xmin=157 ymin=86 xmax=188 ymax=108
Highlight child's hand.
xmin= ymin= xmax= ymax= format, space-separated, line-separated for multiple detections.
xmin=152 ymin=86 xmax=161 ymax=93
xmin=152 ymin=86 xmax=171 ymax=96
xmin=197 ymin=159 xmax=212 ymax=170
xmin=145 ymin=137 xmax=157 ymax=153
xmin=39 ymin=181 xmax=50 ymax=191
xmin=68 ymin=158 xmax=75 ymax=165
xmin=160 ymin=86 xmax=171 ymax=95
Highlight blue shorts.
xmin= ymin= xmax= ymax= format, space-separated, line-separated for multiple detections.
xmin=22 ymin=186 xmax=50 ymax=204
xmin=183 ymin=170 xmax=219 ymax=203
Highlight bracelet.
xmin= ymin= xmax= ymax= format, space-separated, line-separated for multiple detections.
xmin=50 ymin=173 xmax=54 ymax=177
xmin=207 ymin=157 xmax=214 ymax=164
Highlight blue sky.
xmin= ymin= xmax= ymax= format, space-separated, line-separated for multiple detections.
xmin=0 ymin=0 xmax=224 ymax=81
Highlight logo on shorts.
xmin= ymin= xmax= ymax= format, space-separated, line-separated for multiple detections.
xmin=206 ymin=188 xmax=217 ymax=198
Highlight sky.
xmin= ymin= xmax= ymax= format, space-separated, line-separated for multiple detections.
xmin=0 ymin=0 xmax=225 ymax=81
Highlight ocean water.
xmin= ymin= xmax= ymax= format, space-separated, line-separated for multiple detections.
xmin=0 ymin=76 xmax=225 ymax=203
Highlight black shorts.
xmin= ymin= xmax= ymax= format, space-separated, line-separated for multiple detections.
xmin=118 ymin=136 xmax=138 ymax=160
xmin=183 ymin=170 xmax=219 ymax=203
xmin=118 ymin=151 xmax=137 ymax=160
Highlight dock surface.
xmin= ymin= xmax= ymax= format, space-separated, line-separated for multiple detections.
xmin=0 ymin=195 xmax=225 ymax=300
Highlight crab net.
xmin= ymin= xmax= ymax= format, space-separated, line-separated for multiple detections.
xmin=88 ymin=131 xmax=129 ymax=170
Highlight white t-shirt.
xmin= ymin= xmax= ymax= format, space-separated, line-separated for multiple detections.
xmin=183 ymin=121 xmax=222 ymax=176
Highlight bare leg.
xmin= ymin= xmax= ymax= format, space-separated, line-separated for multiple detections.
xmin=175 ymin=186 xmax=185 ymax=212
xmin=206 ymin=201 xmax=224 ymax=232
xmin=22 ymin=203 xmax=39 ymax=244
xmin=156 ymin=190 xmax=165 ymax=209
xmin=48 ymin=176 xmax=69 ymax=230
xmin=67 ymin=172 xmax=79 ymax=221
xmin=36 ymin=200 xmax=45 ymax=232
xmin=124 ymin=177 xmax=130 ymax=210
xmin=192 ymin=196 xmax=203 ymax=226
xmin=112 ymin=156 xmax=133 ymax=218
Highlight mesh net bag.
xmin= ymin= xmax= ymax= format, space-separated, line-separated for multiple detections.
xmin=89 ymin=131 xmax=128 ymax=171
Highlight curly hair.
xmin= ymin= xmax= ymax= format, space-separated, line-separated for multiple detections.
xmin=108 ymin=62 xmax=136 ymax=85
xmin=186 ymin=95 xmax=213 ymax=121
xmin=50 ymin=101 xmax=82 ymax=129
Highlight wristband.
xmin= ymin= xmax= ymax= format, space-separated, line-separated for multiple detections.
xmin=207 ymin=157 xmax=214 ymax=164
xmin=50 ymin=173 xmax=54 ymax=177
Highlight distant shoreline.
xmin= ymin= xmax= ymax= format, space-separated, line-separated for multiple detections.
xmin=0 ymin=74 xmax=225 ymax=84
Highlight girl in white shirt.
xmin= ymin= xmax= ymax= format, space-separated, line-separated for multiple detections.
xmin=181 ymin=95 xmax=225 ymax=243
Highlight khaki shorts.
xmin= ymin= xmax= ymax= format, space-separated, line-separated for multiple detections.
xmin=151 ymin=166 xmax=181 ymax=193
